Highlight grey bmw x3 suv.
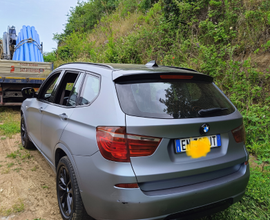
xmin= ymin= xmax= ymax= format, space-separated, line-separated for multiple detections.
xmin=21 ymin=61 xmax=249 ymax=220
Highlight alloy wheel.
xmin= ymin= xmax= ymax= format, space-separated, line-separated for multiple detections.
xmin=58 ymin=165 xmax=73 ymax=218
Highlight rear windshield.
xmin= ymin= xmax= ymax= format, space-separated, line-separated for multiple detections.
xmin=115 ymin=80 xmax=235 ymax=119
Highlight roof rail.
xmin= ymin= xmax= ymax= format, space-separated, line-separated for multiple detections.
xmin=57 ymin=62 xmax=114 ymax=70
xmin=161 ymin=65 xmax=197 ymax=72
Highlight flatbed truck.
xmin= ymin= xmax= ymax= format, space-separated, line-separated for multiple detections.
xmin=0 ymin=60 xmax=52 ymax=106
xmin=0 ymin=26 xmax=53 ymax=106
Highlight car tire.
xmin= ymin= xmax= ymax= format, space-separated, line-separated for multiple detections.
xmin=20 ymin=115 xmax=35 ymax=149
xmin=57 ymin=156 xmax=93 ymax=220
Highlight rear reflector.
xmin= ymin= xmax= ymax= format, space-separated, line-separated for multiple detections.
xmin=231 ymin=124 xmax=246 ymax=143
xmin=160 ymin=75 xmax=193 ymax=79
xmin=96 ymin=127 xmax=161 ymax=162
xmin=115 ymin=183 xmax=139 ymax=188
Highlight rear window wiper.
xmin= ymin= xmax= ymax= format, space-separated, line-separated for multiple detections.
xmin=198 ymin=108 xmax=228 ymax=116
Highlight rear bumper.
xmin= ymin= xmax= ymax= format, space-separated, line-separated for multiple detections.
xmin=73 ymin=152 xmax=250 ymax=220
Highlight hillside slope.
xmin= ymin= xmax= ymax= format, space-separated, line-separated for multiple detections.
xmin=45 ymin=0 xmax=270 ymax=219
xmin=50 ymin=0 xmax=270 ymax=161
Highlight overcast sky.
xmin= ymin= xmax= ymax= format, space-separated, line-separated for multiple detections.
xmin=0 ymin=0 xmax=83 ymax=53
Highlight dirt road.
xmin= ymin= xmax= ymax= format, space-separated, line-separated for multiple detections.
xmin=0 ymin=134 xmax=61 ymax=220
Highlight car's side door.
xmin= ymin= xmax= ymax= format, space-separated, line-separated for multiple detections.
xmin=39 ymin=70 xmax=85 ymax=164
xmin=60 ymin=72 xmax=101 ymax=156
xmin=25 ymin=71 xmax=63 ymax=149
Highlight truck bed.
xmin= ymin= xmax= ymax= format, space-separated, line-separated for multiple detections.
xmin=0 ymin=59 xmax=52 ymax=79
xmin=0 ymin=59 xmax=53 ymax=105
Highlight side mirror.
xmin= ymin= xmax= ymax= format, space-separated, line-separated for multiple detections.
xmin=21 ymin=87 xmax=37 ymax=99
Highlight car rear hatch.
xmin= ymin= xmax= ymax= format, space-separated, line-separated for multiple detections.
xmin=114 ymin=68 xmax=248 ymax=193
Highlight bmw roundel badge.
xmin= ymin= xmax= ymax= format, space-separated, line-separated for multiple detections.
xmin=200 ymin=123 xmax=210 ymax=135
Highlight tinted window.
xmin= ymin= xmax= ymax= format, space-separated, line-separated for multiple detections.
xmin=78 ymin=74 xmax=100 ymax=105
xmin=39 ymin=72 xmax=61 ymax=102
xmin=116 ymin=80 xmax=235 ymax=119
xmin=66 ymin=73 xmax=84 ymax=106
xmin=54 ymin=72 xmax=79 ymax=105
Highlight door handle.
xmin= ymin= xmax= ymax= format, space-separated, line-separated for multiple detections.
xmin=59 ymin=113 xmax=68 ymax=120
xmin=39 ymin=107 xmax=43 ymax=113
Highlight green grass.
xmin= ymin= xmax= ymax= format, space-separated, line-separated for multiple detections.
xmin=0 ymin=199 xmax=24 ymax=216
xmin=202 ymin=166 xmax=270 ymax=220
xmin=13 ymin=167 xmax=22 ymax=173
xmin=21 ymin=152 xmax=32 ymax=160
xmin=12 ymin=199 xmax=24 ymax=213
xmin=0 ymin=107 xmax=20 ymax=137
xmin=31 ymin=165 xmax=38 ymax=171
xmin=6 ymin=150 xmax=20 ymax=159
xmin=7 ymin=162 xmax=14 ymax=168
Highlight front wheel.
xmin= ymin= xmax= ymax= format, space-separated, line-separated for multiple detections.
xmin=20 ymin=115 xmax=35 ymax=149
xmin=57 ymin=156 xmax=92 ymax=220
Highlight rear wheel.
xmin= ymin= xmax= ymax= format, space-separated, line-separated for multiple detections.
xmin=20 ymin=115 xmax=35 ymax=149
xmin=57 ymin=156 xmax=92 ymax=220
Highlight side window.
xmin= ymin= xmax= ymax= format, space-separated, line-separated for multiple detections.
xmin=39 ymin=72 xmax=61 ymax=102
xmin=54 ymin=72 xmax=80 ymax=106
xmin=66 ymin=73 xmax=84 ymax=106
xmin=78 ymin=74 xmax=100 ymax=105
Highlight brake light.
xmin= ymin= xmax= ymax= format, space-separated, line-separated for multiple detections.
xmin=96 ymin=127 xmax=128 ymax=162
xmin=231 ymin=124 xmax=246 ymax=143
xmin=115 ymin=183 xmax=139 ymax=188
xmin=96 ymin=127 xmax=161 ymax=162
xmin=160 ymin=75 xmax=193 ymax=79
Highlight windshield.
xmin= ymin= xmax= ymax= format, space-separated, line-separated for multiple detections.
xmin=115 ymin=80 xmax=235 ymax=119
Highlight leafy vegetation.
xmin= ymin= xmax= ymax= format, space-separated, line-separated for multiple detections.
xmin=52 ymin=0 xmax=270 ymax=218
xmin=43 ymin=51 xmax=57 ymax=62
xmin=201 ymin=166 xmax=270 ymax=219
xmin=55 ymin=0 xmax=270 ymax=162
xmin=53 ymin=0 xmax=156 ymax=43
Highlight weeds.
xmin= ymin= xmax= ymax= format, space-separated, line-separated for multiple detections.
xmin=13 ymin=168 xmax=22 ymax=173
xmin=1 ymin=169 xmax=10 ymax=174
xmin=54 ymin=0 xmax=270 ymax=163
xmin=0 ymin=107 xmax=20 ymax=137
xmin=6 ymin=150 xmax=20 ymax=159
xmin=31 ymin=165 xmax=38 ymax=171
xmin=0 ymin=199 xmax=25 ymax=215
xmin=7 ymin=163 xmax=14 ymax=168
xmin=12 ymin=199 xmax=25 ymax=213
xmin=51 ymin=1 xmax=270 ymax=218
xmin=21 ymin=152 xmax=32 ymax=160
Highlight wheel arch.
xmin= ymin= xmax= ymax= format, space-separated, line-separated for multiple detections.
xmin=54 ymin=143 xmax=84 ymax=192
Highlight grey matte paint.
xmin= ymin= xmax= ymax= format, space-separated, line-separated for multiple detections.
xmin=21 ymin=63 xmax=250 ymax=220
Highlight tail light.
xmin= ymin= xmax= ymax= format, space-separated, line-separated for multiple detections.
xmin=231 ymin=124 xmax=246 ymax=143
xmin=96 ymin=127 xmax=161 ymax=162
